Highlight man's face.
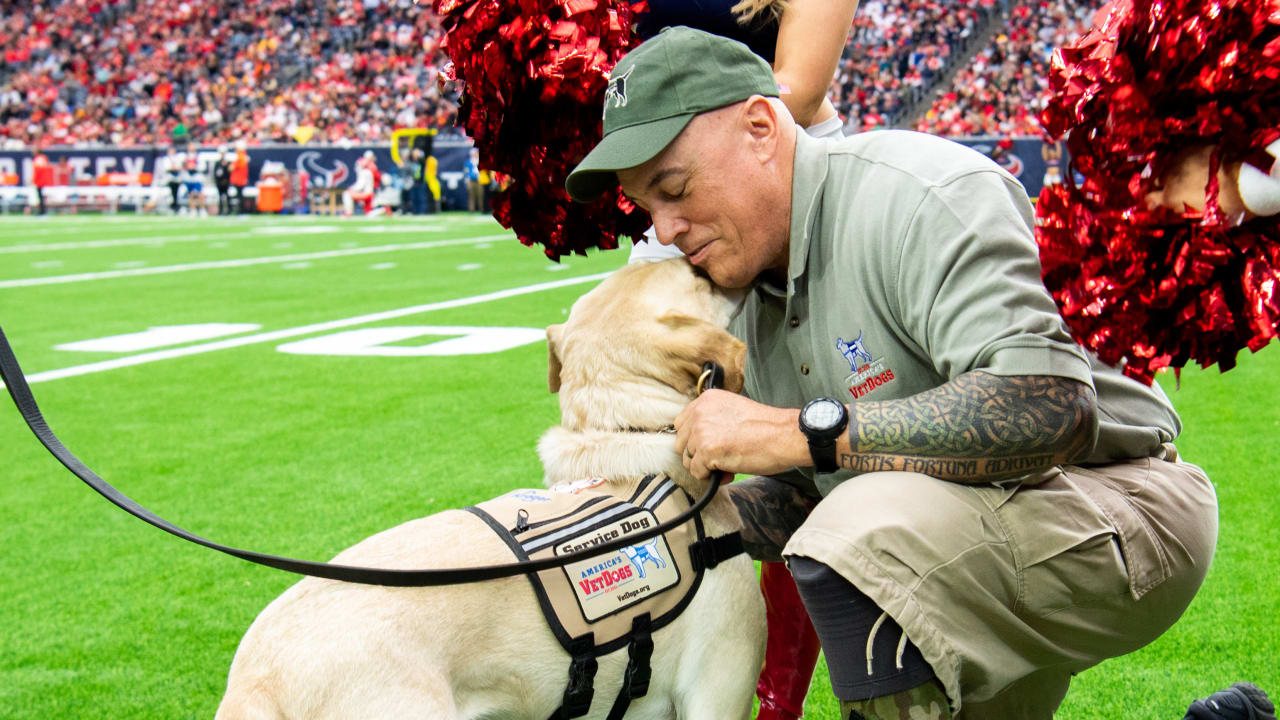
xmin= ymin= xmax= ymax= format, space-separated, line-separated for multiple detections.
xmin=616 ymin=102 xmax=790 ymax=289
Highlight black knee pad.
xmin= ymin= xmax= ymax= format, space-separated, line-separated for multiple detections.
xmin=789 ymin=555 xmax=937 ymax=701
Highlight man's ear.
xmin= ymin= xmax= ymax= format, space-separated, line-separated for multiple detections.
xmin=655 ymin=312 xmax=746 ymax=395
xmin=546 ymin=324 xmax=565 ymax=394
xmin=742 ymin=95 xmax=780 ymax=160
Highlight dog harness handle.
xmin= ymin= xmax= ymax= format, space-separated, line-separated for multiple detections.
xmin=0 ymin=326 xmax=735 ymax=587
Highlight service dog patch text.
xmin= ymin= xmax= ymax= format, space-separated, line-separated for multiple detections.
xmin=558 ymin=510 xmax=680 ymax=622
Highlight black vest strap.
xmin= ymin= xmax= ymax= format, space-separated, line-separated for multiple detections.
xmin=689 ymin=530 xmax=745 ymax=572
xmin=549 ymin=633 xmax=599 ymax=720
xmin=606 ymin=613 xmax=654 ymax=720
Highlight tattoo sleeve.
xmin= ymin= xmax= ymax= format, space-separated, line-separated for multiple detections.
xmin=840 ymin=371 xmax=1098 ymax=484
xmin=723 ymin=476 xmax=819 ymax=562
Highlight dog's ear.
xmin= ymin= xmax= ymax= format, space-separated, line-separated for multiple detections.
xmin=546 ymin=324 xmax=565 ymax=393
xmin=655 ymin=312 xmax=746 ymax=395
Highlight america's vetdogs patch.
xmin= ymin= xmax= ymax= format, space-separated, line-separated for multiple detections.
xmin=837 ymin=331 xmax=897 ymax=399
xmin=557 ymin=510 xmax=680 ymax=622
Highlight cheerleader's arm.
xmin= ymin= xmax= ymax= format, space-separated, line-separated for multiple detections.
xmin=771 ymin=0 xmax=859 ymax=128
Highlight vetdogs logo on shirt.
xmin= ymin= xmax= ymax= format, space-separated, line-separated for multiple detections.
xmin=836 ymin=332 xmax=896 ymax=399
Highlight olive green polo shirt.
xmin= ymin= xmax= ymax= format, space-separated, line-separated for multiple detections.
xmin=731 ymin=130 xmax=1180 ymax=495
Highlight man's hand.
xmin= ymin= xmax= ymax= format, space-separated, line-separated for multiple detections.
xmin=674 ymin=390 xmax=809 ymax=481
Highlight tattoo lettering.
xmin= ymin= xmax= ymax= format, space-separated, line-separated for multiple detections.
xmin=723 ymin=476 xmax=819 ymax=562
xmin=982 ymin=454 xmax=1055 ymax=475
xmin=845 ymin=372 xmax=1096 ymax=483
xmin=900 ymin=457 xmax=979 ymax=477
xmin=839 ymin=454 xmax=896 ymax=473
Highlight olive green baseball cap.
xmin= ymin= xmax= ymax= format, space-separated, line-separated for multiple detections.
xmin=565 ymin=26 xmax=779 ymax=203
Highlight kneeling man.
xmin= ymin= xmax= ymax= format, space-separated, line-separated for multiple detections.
xmin=567 ymin=27 xmax=1218 ymax=719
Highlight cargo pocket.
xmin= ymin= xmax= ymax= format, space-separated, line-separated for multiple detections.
xmin=1005 ymin=469 xmax=1132 ymax=618
xmin=1069 ymin=461 xmax=1171 ymax=601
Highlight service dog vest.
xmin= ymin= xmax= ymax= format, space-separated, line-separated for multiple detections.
xmin=465 ymin=473 xmax=744 ymax=720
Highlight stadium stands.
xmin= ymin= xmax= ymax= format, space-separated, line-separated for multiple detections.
xmin=0 ymin=0 xmax=1103 ymax=148
xmin=913 ymin=0 xmax=1102 ymax=136
xmin=0 ymin=0 xmax=459 ymax=148
xmin=831 ymin=0 xmax=1001 ymax=132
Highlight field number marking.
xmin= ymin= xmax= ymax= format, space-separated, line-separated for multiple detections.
xmin=4 ymin=271 xmax=611 ymax=387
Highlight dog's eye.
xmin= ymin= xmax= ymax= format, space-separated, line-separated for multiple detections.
xmin=691 ymin=265 xmax=711 ymax=281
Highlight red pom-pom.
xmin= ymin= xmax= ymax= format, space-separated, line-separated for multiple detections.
xmin=432 ymin=0 xmax=651 ymax=260
xmin=1036 ymin=0 xmax=1280 ymax=383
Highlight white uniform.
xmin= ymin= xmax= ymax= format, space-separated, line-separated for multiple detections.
xmin=1238 ymin=138 xmax=1280 ymax=217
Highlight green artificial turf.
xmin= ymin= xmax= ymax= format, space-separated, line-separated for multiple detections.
xmin=1 ymin=214 xmax=1275 ymax=719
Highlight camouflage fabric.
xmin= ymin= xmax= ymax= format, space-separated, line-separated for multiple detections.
xmin=841 ymin=680 xmax=951 ymax=720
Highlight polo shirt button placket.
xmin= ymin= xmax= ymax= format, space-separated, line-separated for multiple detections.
xmin=800 ymin=364 xmax=810 ymax=375
xmin=790 ymin=316 xmax=801 ymax=328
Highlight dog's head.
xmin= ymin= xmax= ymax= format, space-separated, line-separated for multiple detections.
xmin=546 ymin=258 xmax=746 ymax=432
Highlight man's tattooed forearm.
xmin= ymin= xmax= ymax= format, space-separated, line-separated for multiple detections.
xmin=723 ymin=476 xmax=819 ymax=562
xmin=841 ymin=372 xmax=1096 ymax=482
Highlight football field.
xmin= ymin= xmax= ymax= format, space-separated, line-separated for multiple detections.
xmin=1 ymin=214 xmax=1275 ymax=719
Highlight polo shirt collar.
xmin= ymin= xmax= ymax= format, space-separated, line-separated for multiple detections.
xmin=751 ymin=129 xmax=829 ymax=300
xmin=786 ymin=130 xmax=829 ymax=284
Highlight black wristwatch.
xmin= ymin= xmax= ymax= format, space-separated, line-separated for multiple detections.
xmin=798 ymin=397 xmax=849 ymax=473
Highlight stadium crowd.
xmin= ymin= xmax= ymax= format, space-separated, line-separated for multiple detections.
xmin=0 ymin=0 xmax=459 ymax=148
xmin=0 ymin=0 xmax=1100 ymax=148
xmin=913 ymin=0 xmax=1101 ymax=136
xmin=830 ymin=0 xmax=1000 ymax=133
xmin=0 ymin=0 xmax=1113 ymax=149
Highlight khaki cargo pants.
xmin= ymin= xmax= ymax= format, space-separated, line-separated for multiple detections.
xmin=784 ymin=445 xmax=1218 ymax=718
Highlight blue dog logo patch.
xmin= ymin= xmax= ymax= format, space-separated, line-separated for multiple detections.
xmin=836 ymin=332 xmax=874 ymax=373
xmin=621 ymin=537 xmax=666 ymax=579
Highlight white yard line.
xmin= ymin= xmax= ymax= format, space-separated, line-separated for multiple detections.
xmin=2 ymin=270 xmax=611 ymax=387
xmin=0 ymin=230 xmax=252 ymax=250
xmin=0 ymin=218 xmax=253 ymax=237
xmin=0 ymin=234 xmax=513 ymax=288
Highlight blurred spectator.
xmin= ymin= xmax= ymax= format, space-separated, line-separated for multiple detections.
xmin=409 ymin=147 xmax=427 ymax=214
xmin=213 ymin=146 xmax=233 ymax=214
xmin=230 ymin=140 xmax=250 ymax=212
xmin=156 ymin=145 xmax=183 ymax=214
xmin=31 ymin=149 xmax=51 ymax=214
xmin=1042 ymin=139 xmax=1064 ymax=187
xmin=342 ymin=149 xmax=379 ymax=215
xmin=394 ymin=151 xmax=414 ymax=215
xmin=180 ymin=142 xmax=209 ymax=216
xmin=464 ymin=147 xmax=483 ymax=213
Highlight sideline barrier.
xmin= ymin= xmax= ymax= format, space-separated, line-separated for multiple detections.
xmin=0 ymin=135 xmax=1065 ymax=214
xmin=0 ymin=185 xmax=170 ymax=214
xmin=0 ymin=138 xmax=476 ymax=212
xmin=951 ymin=136 xmax=1066 ymax=199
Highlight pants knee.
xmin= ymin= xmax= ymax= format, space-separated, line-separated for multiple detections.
xmin=789 ymin=556 xmax=937 ymax=702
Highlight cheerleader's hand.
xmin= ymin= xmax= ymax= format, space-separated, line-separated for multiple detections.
xmin=1145 ymin=144 xmax=1252 ymax=221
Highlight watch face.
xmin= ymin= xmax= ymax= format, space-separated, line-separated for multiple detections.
xmin=802 ymin=398 xmax=845 ymax=432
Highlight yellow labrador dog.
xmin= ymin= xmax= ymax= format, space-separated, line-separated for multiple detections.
xmin=216 ymin=258 xmax=765 ymax=720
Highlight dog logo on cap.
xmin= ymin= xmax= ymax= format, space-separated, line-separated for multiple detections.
xmin=603 ymin=65 xmax=633 ymax=118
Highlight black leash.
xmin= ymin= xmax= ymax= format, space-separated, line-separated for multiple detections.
xmin=0 ymin=325 xmax=729 ymax=587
